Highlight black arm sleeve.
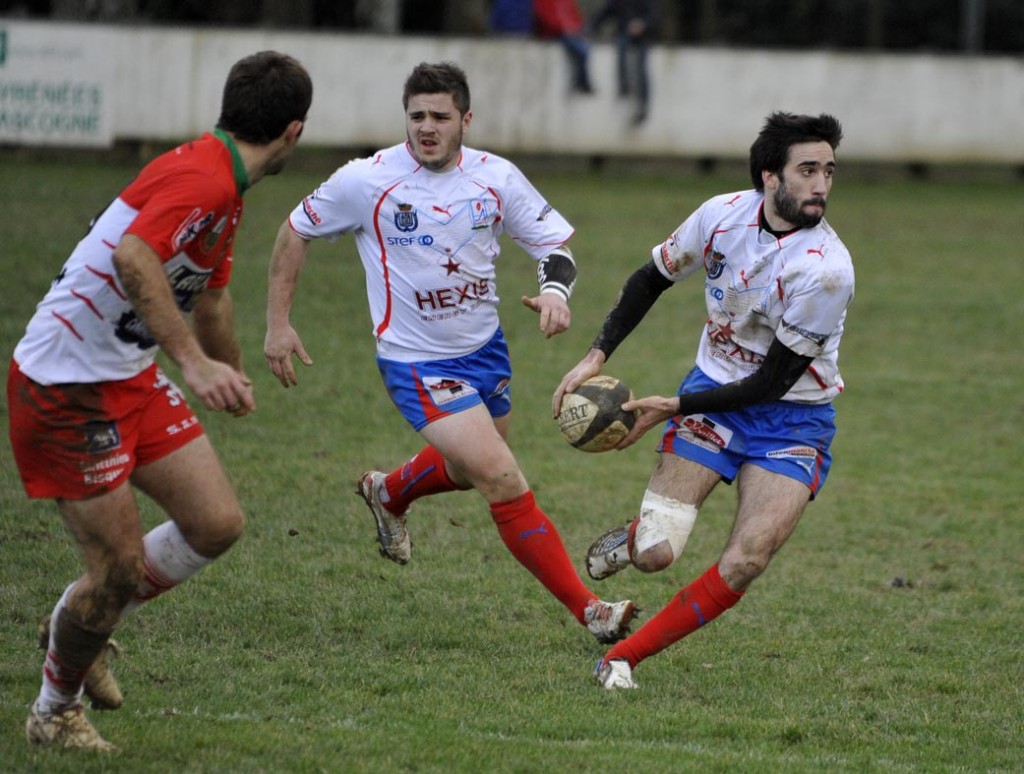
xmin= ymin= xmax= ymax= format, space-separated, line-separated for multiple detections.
xmin=677 ymin=338 xmax=815 ymax=416
xmin=537 ymin=248 xmax=577 ymax=300
xmin=591 ymin=260 xmax=674 ymax=358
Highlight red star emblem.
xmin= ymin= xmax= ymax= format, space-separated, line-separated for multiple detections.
xmin=443 ymin=258 xmax=461 ymax=275
xmin=708 ymin=320 xmax=734 ymax=345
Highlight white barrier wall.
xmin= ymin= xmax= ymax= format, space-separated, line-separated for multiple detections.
xmin=1 ymin=20 xmax=1022 ymax=163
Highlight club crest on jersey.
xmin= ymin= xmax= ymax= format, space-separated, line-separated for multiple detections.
xmin=471 ymin=197 xmax=495 ymax=228
xmin=706 ymin=249 xmax=727 ymax=280
xmin=203 ymin=215 xmax=228 ymax=250
xmin=394 ymin=204 xmax=418 ymax=232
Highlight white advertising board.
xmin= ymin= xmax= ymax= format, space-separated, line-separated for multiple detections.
xmin=0 ymin=23 xmax=115 ymax=147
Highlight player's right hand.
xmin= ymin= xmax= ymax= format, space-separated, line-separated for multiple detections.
xmin=182 ymin=357 xmax=256 ymax=415
xmin=264 ymin=325 xmax=313 ymax=388
xmin=551 ymin=349 xmax=606 ymax=419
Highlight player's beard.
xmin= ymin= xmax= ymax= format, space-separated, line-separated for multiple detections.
xmin=412 ymin=126 xmax=464 ymax=172
xmin=773 ymin=177 xmax=827 ymax=229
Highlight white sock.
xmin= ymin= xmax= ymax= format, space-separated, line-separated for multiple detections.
xmin=36 ymin=524 xmax=211 ymax=713
xmin=37 ymin=584 xmax=86 ymax=714
xmin=121 ymin=521 xmax=212 ymax=617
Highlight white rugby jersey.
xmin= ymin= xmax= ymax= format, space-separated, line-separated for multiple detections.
xmin=288 ymin=142 xmax=574 ymax=361
xmin=654 ymin=189 xmax=854 ymax=404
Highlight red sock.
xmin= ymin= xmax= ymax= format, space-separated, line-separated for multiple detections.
xmin=382 ymin=445 xmax=464 ymax=514
xmin=605 ymin=564 xmax=743 ymax=668
xmin=490 ymin=491 xmax=596 ymax=623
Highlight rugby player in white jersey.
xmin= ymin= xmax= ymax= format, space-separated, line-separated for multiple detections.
xmin=552 ymin=112 xmax=855 ymax=689
xmin=264 ymin=62 xmax=635 ymax=647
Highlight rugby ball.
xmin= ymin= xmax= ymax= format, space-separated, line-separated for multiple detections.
xmin=558 ymin=375 xmax=639 ymax=453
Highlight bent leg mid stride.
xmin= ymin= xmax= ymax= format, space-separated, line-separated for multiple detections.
xmin=490 ymin=491 xmax=596 ymax=621
xmin=718 ymin=464 xmax=811 ymax=591
xmin=632 ymin=455 xmax=720 ymax=572
xmin=587 ymin=454 xmax=720 ymax=579
xmin=130 ymin=435 xmax=245 ymax=559
xmin=600 ymin=463 xmax=812 ymax=673
xmin=36 ymin=484 xmax=144 ymax=716
xmin=379 ymin=444 xmax=467 ymax=516
xmin=423 ymin=408 xmax=628 ymax=631
xmin=419 ymin=406 xmax=526 ymax=503
xmin=113 ymin=436 xmax=244 ymax=613
xmin=602 ymin=563 xmax=743 ymax=669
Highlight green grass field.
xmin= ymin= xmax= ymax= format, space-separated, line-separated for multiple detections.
xmin=1 ymin=152 xmax=1022 ymax=773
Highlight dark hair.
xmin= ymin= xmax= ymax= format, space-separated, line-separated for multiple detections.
xmin=402 ymin=61 xmax=471 ymax=116
xmin=217 ymin=51 xmax=313 ymax=145
xmin=748 ymin=112 xmax=843 ymax=191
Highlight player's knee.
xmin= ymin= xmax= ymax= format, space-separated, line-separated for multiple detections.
xmin=465 ymin=456 xmax=527 ymax=503
xmin=217 ymin=510 xmax=245 ymax=553
xmin=631 ymin=491 xmax=698 ymax=573
xmin=633 ymin=541 xmax=675 ymax=573
xmin=189 ymin=507 xmax=245 ymax=558
xmin=718 ymin=548 xmax=770 ymax=589
xmin=211 ymin=508 xmax=245 ymax=555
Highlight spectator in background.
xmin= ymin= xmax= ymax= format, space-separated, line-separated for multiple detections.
xmin=591 ymin=0 xmax=659 ymax=124
xmin=490 ymin=0 xmax=534 ymax=35
xmin=534 ymin=0 xmax=595 ymax=94
xmin=361 ymin=0 xmax=401 ymax=33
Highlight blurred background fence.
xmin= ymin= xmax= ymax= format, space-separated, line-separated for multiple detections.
xmin=10 ymin=0 xmax=1023 ymax=54
xmin=2 ymin=2 xmax=1022 ymax=170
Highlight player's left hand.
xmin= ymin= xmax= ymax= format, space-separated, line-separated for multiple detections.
xmin=264 ymin=324 xmax=313 ymax=388
xmin=521 ymin=293 xmax=571 ymax=339
xmin=614 ymin=395 xmax=679 ymax=449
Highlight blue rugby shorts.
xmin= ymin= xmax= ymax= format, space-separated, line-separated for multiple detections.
xmin=657 ymin=367 xmax=837 ymax=497
xmin=376 ymin=327 xmax=512 ymax=431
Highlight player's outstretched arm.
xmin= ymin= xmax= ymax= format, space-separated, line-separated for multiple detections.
xmin=265 ymin=220 xmax=314 ymax=388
